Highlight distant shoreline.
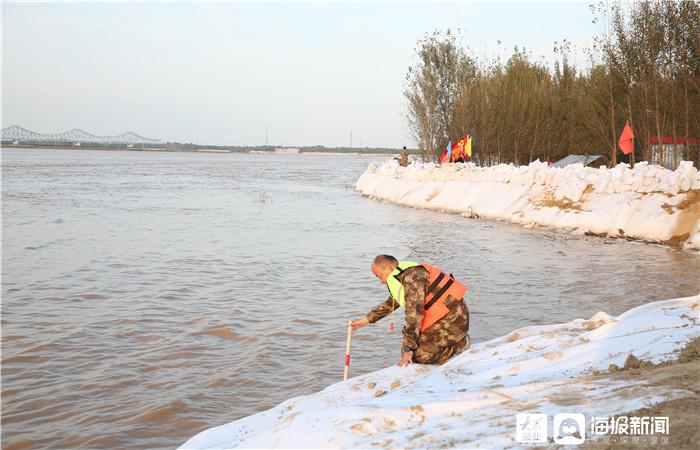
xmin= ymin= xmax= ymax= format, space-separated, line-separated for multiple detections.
xmin=0 ymin=143 xmax=405 ymax=157
xmin=1 ymin=143 xmax=172 ymax=152
xmin=301 ymin=152 xmax=394 ymax=157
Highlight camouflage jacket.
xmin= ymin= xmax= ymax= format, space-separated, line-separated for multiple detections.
xmin=365 ymin=265 xmax=431 ymax=351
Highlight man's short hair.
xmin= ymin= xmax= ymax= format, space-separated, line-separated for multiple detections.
xmin=373 ymin=254 xmax=398 ymax=268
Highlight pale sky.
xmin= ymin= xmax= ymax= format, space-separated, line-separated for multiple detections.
xmin=2 ymin=1 xmax=597 ymax=148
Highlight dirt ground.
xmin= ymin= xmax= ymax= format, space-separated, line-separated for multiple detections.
xmin=581 ymin=337 xmax=700 ymax=449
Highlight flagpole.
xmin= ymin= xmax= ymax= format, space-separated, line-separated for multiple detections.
xmin=627 ymin=98 xmax=635 ymax=167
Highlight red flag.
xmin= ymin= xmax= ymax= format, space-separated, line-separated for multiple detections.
xmin=618 ymin=121 xmax=634 ymax=155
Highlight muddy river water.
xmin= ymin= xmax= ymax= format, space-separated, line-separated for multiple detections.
xmin=2 ymin=148 xmax=699 ymax=449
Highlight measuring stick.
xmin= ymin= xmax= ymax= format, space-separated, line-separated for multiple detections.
xmin=343 ymin=320 xmax=353 ymax=380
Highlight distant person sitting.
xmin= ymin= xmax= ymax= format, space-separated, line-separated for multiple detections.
xmin=394 ymin=146 xmax=409 ymax=167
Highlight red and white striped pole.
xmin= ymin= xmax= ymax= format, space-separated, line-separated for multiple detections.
xmin=343 ymin=320 xmax=353 ymax=381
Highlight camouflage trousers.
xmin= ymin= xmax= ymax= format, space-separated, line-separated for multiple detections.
xmin=412 ymin=299 xmax=469 ymax=365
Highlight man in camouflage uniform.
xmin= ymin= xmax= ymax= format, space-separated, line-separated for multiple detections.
xmin=351 ymin=255 xmax=469 ymax=366
xmin=394 ymin=146 xmax=410 ymax=167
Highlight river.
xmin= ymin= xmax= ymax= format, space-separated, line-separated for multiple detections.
xmin=2 ymin=148 xmax=698 ymax=449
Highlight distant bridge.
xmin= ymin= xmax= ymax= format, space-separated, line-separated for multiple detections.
xmin=1 ymin=125 xmax=161 ymax=145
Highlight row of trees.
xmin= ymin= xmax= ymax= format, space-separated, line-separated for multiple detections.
xmin=404 ymin=1 xmax=700 ymax=167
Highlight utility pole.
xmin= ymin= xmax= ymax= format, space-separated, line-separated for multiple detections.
xmin=350 ymin=130 xmax=353 ymax=148
xmin=265 ymin=125 xmax=269 ymax=146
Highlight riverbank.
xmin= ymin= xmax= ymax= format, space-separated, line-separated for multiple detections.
xmin=355 ymin=160 xmax=700 ymax=249
xmin=179 ymin=294 xmax=700 ymax=449
xmin=581 ymin=337 xmax=700 ymax=449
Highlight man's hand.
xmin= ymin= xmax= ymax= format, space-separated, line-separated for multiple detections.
xmin=350 ymin=317 xmax=369 ymax=331
xmin=397 ymin=351 xmax=413 ymax=367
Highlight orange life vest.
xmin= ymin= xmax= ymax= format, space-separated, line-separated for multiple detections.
xmin=390 ymin=262 xmax=468 ymax=331
xmin=419 ymin=262 xmax=468 ymax=331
